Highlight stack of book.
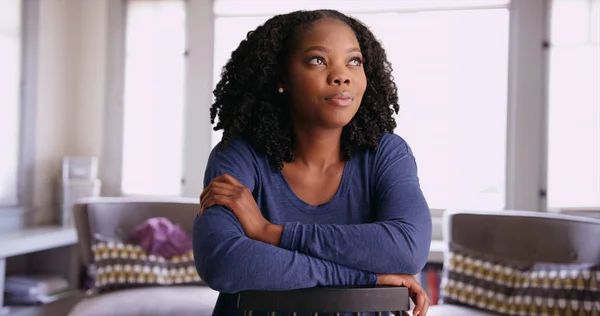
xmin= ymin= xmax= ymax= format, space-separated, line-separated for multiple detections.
xmin=3 ymin=275 xmax=73 ymax=305
xmin=419 ymin=263 xmax=443 ymax=305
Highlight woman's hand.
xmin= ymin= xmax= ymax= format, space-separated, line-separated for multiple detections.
xmin=199 ymin=174 xmax=282 ymax=245
xmin=377 ymin=274 xmax=429 ymax=316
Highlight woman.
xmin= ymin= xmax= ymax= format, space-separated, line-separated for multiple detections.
xmin=194 ymin=9 xmax=432 ymax=316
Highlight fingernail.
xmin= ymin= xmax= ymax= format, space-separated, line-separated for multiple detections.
xmin=414 ymin=311 xmax=420 ymax=316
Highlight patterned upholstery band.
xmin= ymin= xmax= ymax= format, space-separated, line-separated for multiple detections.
xmin=441 ymin=243 xmax=600 ymax=315
xmin=90 ymin=241 xmax=202 ymax=293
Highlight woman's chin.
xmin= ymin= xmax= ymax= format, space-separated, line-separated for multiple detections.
xmin=320 ymin=119 xmax=353 ymax=130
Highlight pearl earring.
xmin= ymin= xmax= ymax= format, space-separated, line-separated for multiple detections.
xmin=278 ymin=87 xmax=284 ymax=93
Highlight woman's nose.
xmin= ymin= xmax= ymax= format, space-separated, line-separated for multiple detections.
xmin=327 ymin=68 xmax=351 ymax=86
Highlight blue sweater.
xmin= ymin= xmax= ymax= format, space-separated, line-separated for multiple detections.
xmin=193 ymin=133 xmax=432 ymax=316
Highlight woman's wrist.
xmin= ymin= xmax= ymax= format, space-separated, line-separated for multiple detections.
xmin=376 ymin=274 xmax=389 ymax=285
xmin=256 ymin=223 xmax=284 ymax=246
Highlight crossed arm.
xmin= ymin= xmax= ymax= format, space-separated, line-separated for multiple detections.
xmin=199 ymin=167 xmax=431 ymax=276
xmin=193 ymin=207 xmax=378 ymax=293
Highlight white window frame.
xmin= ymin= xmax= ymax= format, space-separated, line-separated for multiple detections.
xmin=181 ymin=0 xmax=215 ymax=198
xmin=101 ymin=0 xmax=127 ymax=197
xmin=504 ymin=0 xmax=549 ymax=213
xmin=0 ymin=0 xmax=38 ymax=231
xmin=0 ymin=0 xmax=23 ymax=208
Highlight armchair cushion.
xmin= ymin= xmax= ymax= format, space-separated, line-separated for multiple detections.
xmin=442 ymin=243 xmax=600 ymax=315
xmin=90 ymin=240 xmax=202 ymax=293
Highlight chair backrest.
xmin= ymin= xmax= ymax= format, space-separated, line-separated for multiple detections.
xmin=73 ymin=197 xmax=199 ymax=267
xmin=443 ymin=209 xmax=600 ymax=265
xmin=237 ymin=286 xmax=410 ymax=316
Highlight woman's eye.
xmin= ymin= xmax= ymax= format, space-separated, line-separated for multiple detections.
xmin=307 ymin=56 xmax=325 ymax=65
xmin=349 ymin=58 xmax=363 ymax=66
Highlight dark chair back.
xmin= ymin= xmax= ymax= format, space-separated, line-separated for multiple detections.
xmin=238 ymin=286 xmax=410 ymax=316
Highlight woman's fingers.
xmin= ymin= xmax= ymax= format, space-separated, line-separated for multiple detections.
xmin=204 ymin=182 xmax=235 ymax=198
xmin=200 ymin=195 xmax=232 ymax=214
xmin=376 ymin=275 xmax=429 ymax=316
xmin=199 ymin=185 xmax=236 ymax=215
xmin=221 ymin=174 xmax=242 ymax=186
xmin=404 ymin=277 xmax=429 ymax=316
xmin=200 ymin=176 xmax=229 ymax=200
xmin=198 ymin=174 xmax=246 ymax=215
xmin=418 ymin=292 xmax=429 ymax=316
xmin=200 ymin=174 xmax=242 ymax=201
xmin=199 ymin=198 xmax=214 ymax=215
xmin=200 ymin=182 xmax=235 ymax=202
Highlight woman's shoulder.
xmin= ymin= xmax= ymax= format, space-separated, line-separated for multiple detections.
xmin=205 ymin=137 xmax=269 ymax=189
xmin=378 ymin=132 xmax=408 ymax=147
xmin=352 ymin=133 xmax=413 ymax=173
xmin=208 ymin=136 xmax=269 ymax=167
xmin=373 ymin=132 xmax=411 ymax=158
xmin=211 ymin=137 xmax=256 ymax=158
xmin=354 ymin=133 xmax=418 ymax=184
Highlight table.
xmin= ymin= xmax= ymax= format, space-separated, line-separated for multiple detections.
xmin=0 ymin=227 xmax=78 ymax=314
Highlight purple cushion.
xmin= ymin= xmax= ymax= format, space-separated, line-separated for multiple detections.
xmin=128 ymin=217 xmax=192 ymax=259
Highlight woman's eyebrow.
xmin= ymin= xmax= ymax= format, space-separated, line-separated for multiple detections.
xmin=302 ymin=46 xmax=362 ymax=54
xmin=302 ymin=45 xmax=330 ymax=54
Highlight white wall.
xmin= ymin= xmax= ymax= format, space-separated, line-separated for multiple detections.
xmin=31 ymin=0 xmax=78 ymax=225
xmin=28 ymin=0 xmax=109 ymax=225
xmin=72 ymin=0 xmax=109 ymax=159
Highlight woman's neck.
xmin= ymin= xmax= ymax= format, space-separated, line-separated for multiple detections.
xmin=291 ymin=126 xmax=343 ymax=170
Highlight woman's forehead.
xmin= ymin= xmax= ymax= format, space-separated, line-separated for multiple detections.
xmin=292 ymin=18 xmax=359 ymax=51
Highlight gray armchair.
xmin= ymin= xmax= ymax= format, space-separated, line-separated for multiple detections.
xmin=428 ymin=210 xmax=600 ymax=316
xmin=68 ymin=197 xmax=219 ymax=316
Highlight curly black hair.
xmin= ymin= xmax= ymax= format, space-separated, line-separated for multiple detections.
xmin=210 ymin=9 xmax=399 ymax=171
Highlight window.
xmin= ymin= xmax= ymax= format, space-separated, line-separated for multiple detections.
xmin=213 ymin=1 xmax=510 ymax=210
xmin=547 ymin=0 xmax=600 ymax=210
xmin=358 ymin=10 xmax=509 ymax=210
xmin=0 ymin=0 xmax=21 ymax=206
xmin=121 ymin=0 xmax=186 ymax=196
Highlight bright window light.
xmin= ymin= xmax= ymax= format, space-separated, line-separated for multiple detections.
xmin=122 ymin=0 xmax=186 ymax=196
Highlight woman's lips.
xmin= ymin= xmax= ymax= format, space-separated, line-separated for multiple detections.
xmin=325 ymin=92 xmax=354 ymax=107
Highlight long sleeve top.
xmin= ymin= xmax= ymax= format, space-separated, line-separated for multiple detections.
xmin=192 ymin=133 xmax=432 ymax=316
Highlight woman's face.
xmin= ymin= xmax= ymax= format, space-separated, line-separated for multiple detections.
xmin=281 ymin=18 xmax=367 ymax=130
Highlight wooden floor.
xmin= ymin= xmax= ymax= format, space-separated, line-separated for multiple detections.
xmin=3 ymin=292 xmax=84 ymax=316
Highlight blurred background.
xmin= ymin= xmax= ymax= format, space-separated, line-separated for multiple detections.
xmin=0 ymin=0 xmax=599 ymax=314
xmin=1 ymin=0 xmax=598 ymax=227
